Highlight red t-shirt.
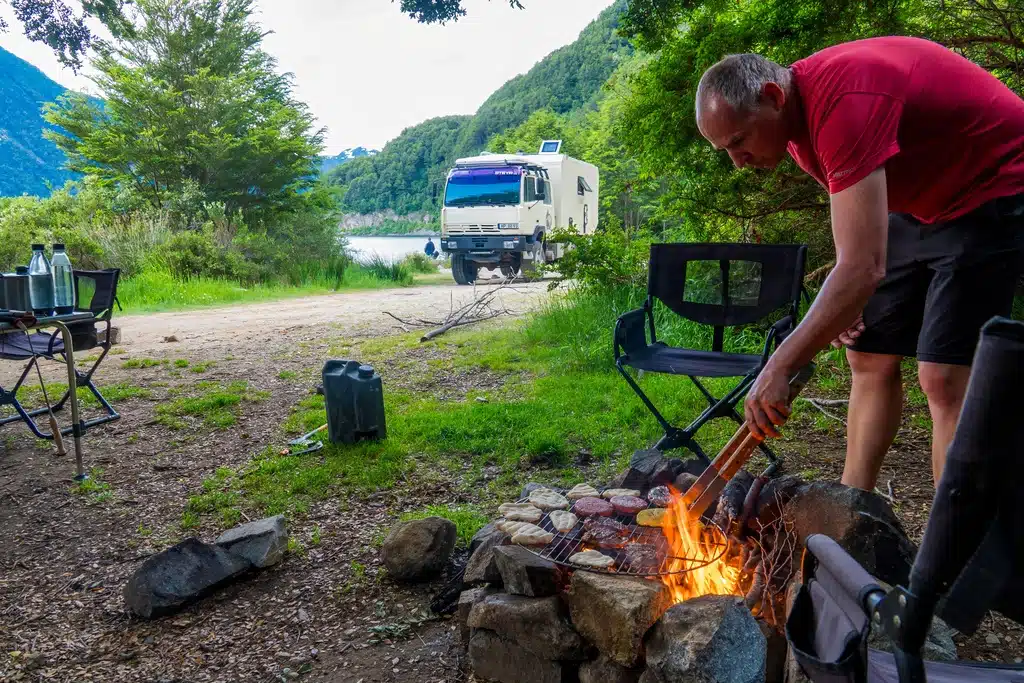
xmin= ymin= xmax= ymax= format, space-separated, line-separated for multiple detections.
xmin=787 ymin=36 xmax=1024 ymax=224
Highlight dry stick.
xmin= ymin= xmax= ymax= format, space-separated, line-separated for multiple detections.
xmin=797 ymin=397 xmax=848 ymax=424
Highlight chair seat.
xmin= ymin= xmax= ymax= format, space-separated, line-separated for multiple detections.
xmin=620 ymin=343 xmax=762 ymax=377
xmin=0 ymin=332 xmax=63 ymax=360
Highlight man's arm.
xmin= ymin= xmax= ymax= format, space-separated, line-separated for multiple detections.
xmin=743 ymin=167 xmax=889 ymax=437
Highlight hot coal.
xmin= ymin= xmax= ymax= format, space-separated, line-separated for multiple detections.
xmin=647 ymin=486 xmax=672 ymax=508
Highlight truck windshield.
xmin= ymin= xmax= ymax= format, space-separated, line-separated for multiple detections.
xmin=444 ymin=167 xmax=521 ymax=207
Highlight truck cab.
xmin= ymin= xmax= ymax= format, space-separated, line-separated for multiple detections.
xmin=439 ymin=141 xmax=599 ymax=284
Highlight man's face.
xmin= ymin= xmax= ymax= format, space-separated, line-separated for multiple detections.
xmin=697 ymin=86 xmax=789 ymax=170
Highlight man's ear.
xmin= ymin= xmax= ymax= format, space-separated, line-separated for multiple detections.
xmin=761 ymin=82 xmax=786 ymax=112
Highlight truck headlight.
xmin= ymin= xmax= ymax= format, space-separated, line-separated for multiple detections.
xmin=497 ymin=222 xmax=519 ymax=230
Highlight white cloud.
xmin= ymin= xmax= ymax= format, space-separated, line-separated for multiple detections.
xmin=0 ymin=0 xmax=615 ymax=153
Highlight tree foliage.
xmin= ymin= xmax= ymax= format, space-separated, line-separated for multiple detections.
xmin=43 ymin=0 xmax=324 ymax=222
xmin=1 ymin=0 xmax=132 ymax=70
xmin=396 ymin=0 xmax=523 ymax=24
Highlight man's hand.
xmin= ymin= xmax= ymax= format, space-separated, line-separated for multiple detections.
xmin=744 ymin=362 xmax=793 ymax=439
xmin=831 ymin=313 xmax=865 ymax=348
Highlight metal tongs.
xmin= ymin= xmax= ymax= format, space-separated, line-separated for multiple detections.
xmin=682 ymin=362 xmax=816 ymax=522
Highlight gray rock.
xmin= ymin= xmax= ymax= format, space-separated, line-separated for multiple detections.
xmin=215 ymin=514 xmax=288 ymax=568
xmin=494 ymin=545 xmax=560 ymax=597
xmin=468 ymin=629 xmax=566 ymax=683
xmin=783 ymin=482 xmax=916 ymax=587
xmin=642 ymin=596 xmax=766 ymax=683
xmin=610 ymin=449 xmax=664 ymax=490
xmin=565 ymin=571 xmax=670 ymax=667
xmin=673 ymin=472 xmax=699 ymax=493
xmin=579 ymin=654 xmax=643 ymax=683
xmin=868 ymin=609 xmax=958 ymax=662
xmin=380 ymin=517 xmax=457 ymax=581
xmin=755 ymin=475 xmax=804 ymax=520
xmin=464 ymin=528 xmax=508 ymax=586
xmin=650 ymin=458 xmax=686 ymax=487
xmin=521 ymin=482 xmax=551 ymax=499
xmin=470 ymin=522 xmax=501 ymax=555
xmin=468 ymin=594 xmax=589 ymax=661
xmin=457 ymin=587 xmax=497 ymax=648
xmin=124 ymin=537 xmax=252 ymax=619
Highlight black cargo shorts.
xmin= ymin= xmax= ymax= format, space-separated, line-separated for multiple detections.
xmin=850 ymin=194 xmax=1024 ymax=365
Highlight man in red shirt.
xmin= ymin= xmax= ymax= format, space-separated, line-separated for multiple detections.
xmin=695 ymin=37 xmax=1024 ymax=490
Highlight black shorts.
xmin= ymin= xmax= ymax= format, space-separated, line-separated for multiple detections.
xmin=850 ymin=194 xmax=1024 ymax=365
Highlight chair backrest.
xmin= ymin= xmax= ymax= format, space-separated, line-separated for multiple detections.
xmin=647 ymin=243 xmax=807 ymax=350
xmin=74 ymin=269 xmax=120 ymax=318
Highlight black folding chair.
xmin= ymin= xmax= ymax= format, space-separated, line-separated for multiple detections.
xmin=786 ymin=316 xmax=1024 ymax=683
xmin=613 ymin=242 xmax=807 ymax=466
xmin=0 ymin=269 xmax=122 ymax=440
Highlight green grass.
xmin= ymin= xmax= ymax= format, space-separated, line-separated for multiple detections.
xmin=156 ymin=380 xmax=269 ymax=430
xmin=190 ymin=361 xmax=214 ymax=374
xmin=73 ymin=467 xmax=113 ymax=504
xmin=277 ymin=370 xmax=298 ymax=380
xmin=122 ymin=358 xmax=163 ymax=369
xmin=117 ymin=263 xmax=418 ymax=313
xmin=173 ymin=359 xmax=190 ymax=368
xmin=401 ymin=505 xmax=489 ymax=547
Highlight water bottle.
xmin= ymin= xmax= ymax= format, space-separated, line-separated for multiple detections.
xmin=51 ymin=243 xmax=75 ymax=315
xmin=28 ymin=243 xmax=54 ymax=316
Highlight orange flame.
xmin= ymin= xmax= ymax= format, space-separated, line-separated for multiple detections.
xmin=658 ymin=485 xmax=743 ymax=604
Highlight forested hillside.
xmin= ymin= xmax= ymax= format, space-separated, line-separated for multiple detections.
xmin=328 ymin=0 xmax=631 ymax=218
xmin=319 ymin=146 xmax=377 ymax=174
xmin=0 ymin=47 xmax=77 ymax=196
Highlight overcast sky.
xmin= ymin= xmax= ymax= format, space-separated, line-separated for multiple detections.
xmin=0 ymin=0 xmax=615 ymax=154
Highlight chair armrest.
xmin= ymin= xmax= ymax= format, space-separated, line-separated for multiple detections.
xmin=760 ymin=315 xmax=794 ymax=364
xmin=614 ymin=307 xmax=649 ymax=360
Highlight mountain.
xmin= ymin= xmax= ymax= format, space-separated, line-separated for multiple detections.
xmin=0 ymin=47 xmax=77 ymax=197
xmin=327 ymin=0 xmax=631 ymax=217
xmin=319 ymin=146 xmax=378 ymax=174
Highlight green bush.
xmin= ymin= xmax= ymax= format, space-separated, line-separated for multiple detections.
xmin=366 ymin=254 xmax=413 ymax=285
xmin=400 ymin=252 xmax=438 ymax=274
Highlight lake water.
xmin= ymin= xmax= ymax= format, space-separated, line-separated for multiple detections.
xmin=345 ymin=234 xmax=439 ymax=263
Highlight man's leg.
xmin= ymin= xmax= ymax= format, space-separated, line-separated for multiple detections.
xmin=916 ymin=361 xmax=971 ymax=483
xmin=843 ymin=350 xmax=904 ymax=490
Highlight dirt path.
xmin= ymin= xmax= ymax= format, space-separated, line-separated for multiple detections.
xmin=116 ymin=280 xmax=553 ymax=352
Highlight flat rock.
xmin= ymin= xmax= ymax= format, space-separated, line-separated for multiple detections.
xmin=609 ymin=449 xmax=664 ymax=490
xmin=566 ymin=571 xmax=670 ymax=667
xmin=470 ymin=522 xmax=501 ymax=555
xmin=579 ymin=654 xmax=643 ymax=683
xmin=468 ymin=593 xmax=588 ymax=660
xmin=673 ymin=472 xmax=699 ymax=493
xmin=457 ymin=587 xmax=497 ymax=648
xmin=650 ymin=458 xmax=686 ymax=487
xmin=521 ymin=482 xmax=551 ymax=499
xmin=215 ymin=514 xmax=288 ymax=568
xmin=641 ymin=595 xmax=766 ymax=683
xmin=464 ymin=529 xmax=508 ymax=586
xmin=124 ymin=537 xmax=252 ymax=619
xmin=468 ymin=629 xmax=566 ymax=683
xmin=381 ymin=517 xmax=457 ymax=581
xmin=494 ymin=545 xmax=559 ymax=597
xmin=783 ymin=482 xmax=916 ymax=587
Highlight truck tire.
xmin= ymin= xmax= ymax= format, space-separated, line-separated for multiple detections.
xmin=451 ymin=254 xmax=477 ymax=285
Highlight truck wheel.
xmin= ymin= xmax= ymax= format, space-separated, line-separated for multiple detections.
xmin=521 ymin=243 xmax=544 ymax=281
xmin=500 ymin=253 xmax=523 ymax=280
xmin=451 ymin=254 xmax=477 ymax=285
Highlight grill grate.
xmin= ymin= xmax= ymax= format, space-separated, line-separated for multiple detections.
xmin=511 ymin=491 xmax=730 ymax=577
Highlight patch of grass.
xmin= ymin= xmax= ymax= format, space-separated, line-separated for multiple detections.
xmin=73 ymin=468 xmax=112 ymax=504
xmin=121 ymin=358 xmax=162 ymax=369
xmin=287 ymin=536 xmax=305 ymax=557
xmin=185 ymin=467 xmax=241 ymax=527
xmin=173 ymin=359 xmax=190 ymax=368
xmin=311 ymin=524 xmax=322 ymax=546
xmin=102 ymin=382 xmax=153 ymax=401
xmin=400 ymin=252 xmax=439 ymax=275
xmin=137 ymin=523 xmax=153 ymax=537
xmin=364 ymin=254 xmax=413 ymax=285
xmin=190 ymin=361 xmax=214 ymax=374
xmin=401 ymin=505 xmax=489 ymax=547
xmin=156 ymin=381 xmax=269 ymax=430
xmin=278 ymin=370 xmax=298 ymax=380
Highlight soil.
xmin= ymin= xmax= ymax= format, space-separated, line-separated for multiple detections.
xmin=1 ymin=279 xmax=1021 ymax=682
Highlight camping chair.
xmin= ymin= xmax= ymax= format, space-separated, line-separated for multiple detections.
xmin=785 ymin=315 xmax=1024 ymax=683
xmin=0 ymin=269 xmax=122 ymax=440
xmin=613 ymin=242 xmax=807 ymax=467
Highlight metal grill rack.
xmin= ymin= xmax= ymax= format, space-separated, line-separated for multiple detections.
xmin=511 ymin=491 xmax=730 ymax=577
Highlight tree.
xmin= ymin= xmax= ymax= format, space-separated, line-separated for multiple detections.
xmin=1 ymin=0 xmax=132 ymax=70
xmin=43 ymin=0 xmax=324 ymax=221
xmin=397 ymin=0 xmax=523 ymax=24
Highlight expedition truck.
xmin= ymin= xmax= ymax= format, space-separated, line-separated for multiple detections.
xmin=439 ymin=140 xmax=599 ymax=284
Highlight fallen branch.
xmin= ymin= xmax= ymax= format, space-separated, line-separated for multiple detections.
xmin=420 ymin=311 xmax=506 ymax=341
xmin=412 ymin=281 xmax=517 ymax=342
xmin=797 ymin=397 xmax=848 ymax=424
xmin=874 ymin=479 xmax=897 ymax=505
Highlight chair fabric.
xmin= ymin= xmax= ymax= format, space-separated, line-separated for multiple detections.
xmin=785 ymin=317 xmax=1024 ymax=683
xmin=0 ymin=332 xmax=64 ymax=360
xmin=623 ymin=345 xmax=763 ymax=377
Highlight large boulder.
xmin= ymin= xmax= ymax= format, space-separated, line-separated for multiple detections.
xmin=381 ymin=517 xmax=457 ymax=581
xmin=215 ymin=514 xmax=288 ymax=568
xmin=494 ymin=545 xmax=560 ymax=597
xmin=565 ymin=571 xmax=670 ymax=667
xmin=457 ymin=586 xmax=497 ymax=648
xmin=464 ymin=528 xmax=509 ymax=586
xmin=470 ymin=522 xmax=501 ymax=555
xmin=468 ymin=594 xmax=589 ymax=661
xmin=641 ymin=596 xmax=766 ymax=683
xmin=783 ymin=482 xmax=916 ymax=587
xmin=124 ymin=537 xmax=252 ymax=619
xmin=468 ymin=629 xmax=567 ymax=683
xmin=579 ymin=654 xmax=643 ymax=683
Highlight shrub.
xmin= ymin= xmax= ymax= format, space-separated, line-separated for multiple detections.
xmin=365 ymin=254 xmax=413 ymax=284
xmin=400 ymin=252 xmax=438 ymax=274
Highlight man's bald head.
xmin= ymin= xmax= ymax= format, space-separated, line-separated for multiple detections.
xmin=695 ymin=53 xmax=794 ymax=170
